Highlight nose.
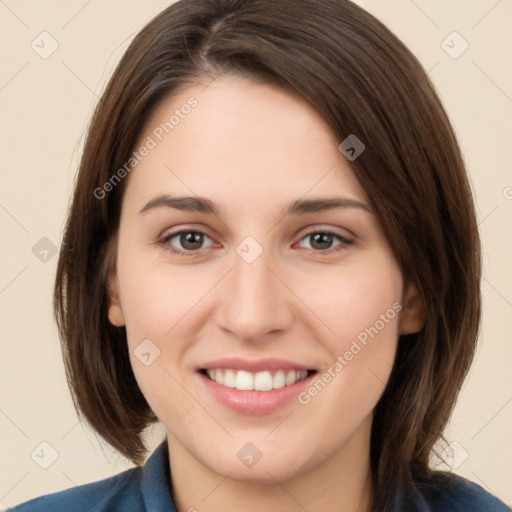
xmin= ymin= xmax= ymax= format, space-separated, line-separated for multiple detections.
xmin=214 ymin=246 xmax=294 ymax=343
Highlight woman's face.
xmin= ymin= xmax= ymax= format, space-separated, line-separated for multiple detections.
xmin=107 ymin=76 xmax=423 ymax=483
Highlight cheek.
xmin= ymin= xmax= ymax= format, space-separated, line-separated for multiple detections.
xmin=117 ymin=265 xmax=202 ymax=428
xmin=118 ymin=253 xmax=207 ymax=342
xmin=303 ymin=259 xmax=403 ymax=347
xmin=116 ymin=254 xmax=214 ymax=413
xmin=295 ymin=260 xmax=402 ymax=417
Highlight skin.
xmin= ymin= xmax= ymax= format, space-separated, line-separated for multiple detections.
xmin=107 ymin=76 xmax=424 ymax=512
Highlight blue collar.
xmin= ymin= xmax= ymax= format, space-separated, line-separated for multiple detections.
xmin=140 ymin=439 xmax=177 ymax=511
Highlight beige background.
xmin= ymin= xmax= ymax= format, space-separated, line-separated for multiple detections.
xmin=1 ymin=0 xmax=511 ymax=508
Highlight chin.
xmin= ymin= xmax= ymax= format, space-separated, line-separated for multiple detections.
xmin=202 ymin=442 xmax=314 ymax=485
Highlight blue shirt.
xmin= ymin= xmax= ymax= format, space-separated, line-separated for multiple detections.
xmin=8 ymin=439 xmax=510 ymax=511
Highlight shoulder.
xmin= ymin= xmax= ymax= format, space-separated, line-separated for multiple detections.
xmin=7 ymin=465 xmax=144 ymax=512
xmin=8 ymin=440 xmax=175 ymax=512
xmin=415 ymin=471 xmax=511 ymax=512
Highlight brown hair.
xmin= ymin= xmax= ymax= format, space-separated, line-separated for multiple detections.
xmin=54 ymin=0 xmax=481 ymax=509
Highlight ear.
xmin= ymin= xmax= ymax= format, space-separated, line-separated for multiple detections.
xmin=400 ymin=280 xmax=426 ymax=335
xmin=106 ymin=271 xmax=125 ymax=327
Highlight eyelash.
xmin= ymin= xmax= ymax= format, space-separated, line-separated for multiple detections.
xmin=157 ymin=229 xmax=354 ymax=257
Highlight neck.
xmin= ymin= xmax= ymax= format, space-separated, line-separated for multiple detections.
xmin=166 ymin=417 xmax=373 ymax=512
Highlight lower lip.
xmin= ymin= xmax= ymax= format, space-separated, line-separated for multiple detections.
xmin=197 ymin=371 xmax=316 ymax=415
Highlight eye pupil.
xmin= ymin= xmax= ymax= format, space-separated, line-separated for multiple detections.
xmin=181 ymin=232 xmax=203 ymax=250
xmin=311 ymin=233 xmax=333 ymax=250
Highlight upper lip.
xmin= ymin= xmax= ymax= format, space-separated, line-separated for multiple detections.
xmin=199 ymin=357 xmax=316 ymax=373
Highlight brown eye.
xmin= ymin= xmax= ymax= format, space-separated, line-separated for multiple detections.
xmin=297 ymin=231 xmax=353 ymax=253
xmin=160 ymin=230 xmax=214 ymax=255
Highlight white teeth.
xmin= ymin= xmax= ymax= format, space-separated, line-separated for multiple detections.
xmin=235 ymin=370 xmax=253 ymax=391
xmin=273 ymin=370 xmax=286 ymax=389
xmin=204 ymin=368 xmax=310 ymax=390
xmin=223 ymin=369 xmax=236 ymax=388
xmin=254 ymin=371 xmax=273 ymax=391
xmin=214 ymin=369 xmax=224 ymax=385
xmin=285 ymin=370 xmax=296 ymax=386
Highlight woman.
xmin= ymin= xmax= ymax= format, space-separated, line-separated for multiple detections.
xmin=10 ymin=0 xmax=510 ymax=510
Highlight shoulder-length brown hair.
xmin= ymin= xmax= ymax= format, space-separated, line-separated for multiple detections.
xmin=54 ymin=0 xmax=481 ymax=509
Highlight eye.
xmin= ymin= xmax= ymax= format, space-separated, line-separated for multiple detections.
xmin=159 ymin=229 xmax=215 ymax=256
xmin=158 ymin=228 xmax=354 ymax=257
xmin=295 ymin=230 xmax=354 ymax=254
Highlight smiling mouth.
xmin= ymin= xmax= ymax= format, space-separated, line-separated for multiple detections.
xmin=199 ymin=368 xmax=317 ymax=391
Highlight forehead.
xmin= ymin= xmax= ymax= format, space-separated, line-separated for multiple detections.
xmin=124 ymin=76 xmax=369 ymax=214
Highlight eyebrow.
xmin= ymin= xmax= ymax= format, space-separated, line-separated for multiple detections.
xmin=138 ymin=194 xmax=372 ymax=217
